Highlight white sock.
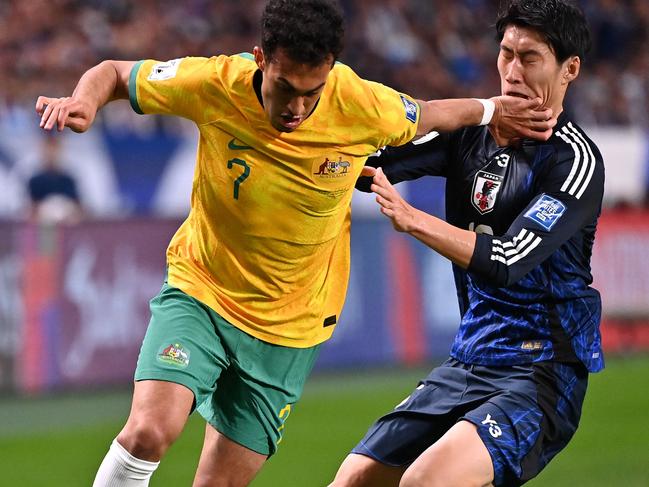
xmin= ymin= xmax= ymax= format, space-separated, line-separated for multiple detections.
xmin=92 ymin=439 xmax=160 ymax=487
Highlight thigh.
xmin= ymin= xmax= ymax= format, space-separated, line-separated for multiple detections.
xmin=329 ymin=453 xmax=405 ymax=487
xmin=401 ymin=420 xmax=494 ymax=487
xmin=197 ymin=315 xmax=320 ymax=457
xmin=135 ymin=283 xmax=229 ymax=409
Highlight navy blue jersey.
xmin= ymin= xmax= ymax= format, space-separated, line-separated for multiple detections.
xmin=358 ymin=113 xmax=605 ymax=372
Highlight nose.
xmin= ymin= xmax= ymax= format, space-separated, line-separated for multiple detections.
xmin=287 ymin=96 xmax=306 ymax=117
xmin=504 ymin=59 xmax=523 ymax=84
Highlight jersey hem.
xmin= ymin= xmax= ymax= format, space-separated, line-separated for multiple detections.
xmin=166 ymin=274 xmax=335 ymax=349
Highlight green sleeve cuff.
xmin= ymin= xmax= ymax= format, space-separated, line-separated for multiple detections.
xmin=129 ymin=60 xmax=145 ymax=114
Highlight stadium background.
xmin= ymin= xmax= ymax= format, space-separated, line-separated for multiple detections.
xmin=0 ymin=0 xmax=648 ymax=485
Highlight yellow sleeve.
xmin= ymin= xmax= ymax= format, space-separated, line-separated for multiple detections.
xmin=339 ymin=67 xmax=419 ymax=149
xmin=367 ymin=80 xmax=420 ymax=148
xmin=128 ymin=56 xmax=218 ymax=124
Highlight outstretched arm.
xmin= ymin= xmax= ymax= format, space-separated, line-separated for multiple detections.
xmin=363 ymin=166 xmax=476 ymax=268
xmin=416 ymin=96 xmax=555 ymax=143
xmin=36 ymin=60 xmax=135 ymax=133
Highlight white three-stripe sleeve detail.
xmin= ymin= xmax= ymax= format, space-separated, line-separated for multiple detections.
xmin=493 ymin=231 xmax=535 ymax=257
xmin=490 ymin=235 xmax=542 ymax=265
xmin=564 ymin=126 xmax=592 ymax=198
xmin=556 ymin=124 xmax=595 ymax=200
xmin=492 ymin=229 xmax=527 ymax=254
xmin=556 ymin=129 xmax=581 ymax=193
xmin=504 ymin=236 xmax=542 ymax=265
xmin=490 ymin=229 xmax=542 ymax=265
xmin=567 ymin=122 xmax=596 ymax=199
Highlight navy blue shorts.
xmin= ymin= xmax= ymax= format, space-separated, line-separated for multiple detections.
xmin=352 ymin=358 xmax=588 ymax=486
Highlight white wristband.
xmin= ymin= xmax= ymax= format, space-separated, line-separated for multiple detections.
xmin=475 ymin=98 xmax=496 ymax=126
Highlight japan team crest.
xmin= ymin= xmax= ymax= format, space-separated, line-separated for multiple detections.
xmin=472 ymin=170 xmax=503 ymax=214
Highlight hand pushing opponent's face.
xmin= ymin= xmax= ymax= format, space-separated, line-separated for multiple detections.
xmin=254 ymin=46 xmax=333 ymax=132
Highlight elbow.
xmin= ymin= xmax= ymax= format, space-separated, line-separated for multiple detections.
xmin=479 ymin=266 xmax=522 ymax=288
xmin=99 ymin=60 xmax=132 ymax=100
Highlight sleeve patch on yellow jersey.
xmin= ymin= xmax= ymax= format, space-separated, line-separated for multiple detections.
xmin=148 ymin=58 xmax=183 ymax=81
xmin=400 ymin=94 xmax=418 ymax=123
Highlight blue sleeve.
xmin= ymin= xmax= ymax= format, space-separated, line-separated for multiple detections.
xmin=356 ymin=131 xmax=452 ymax=192
xmin=469 ymin=138 xmax=604 ymax=287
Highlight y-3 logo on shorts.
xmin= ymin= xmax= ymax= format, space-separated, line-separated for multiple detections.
xmin=482 ymin=413 xmax=503 ymax=438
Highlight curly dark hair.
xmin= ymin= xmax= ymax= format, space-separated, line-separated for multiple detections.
xmin=261 ymin=0 xmax=344 ymax=66
xmin=495 ymin=0 xmax=592 ymax=62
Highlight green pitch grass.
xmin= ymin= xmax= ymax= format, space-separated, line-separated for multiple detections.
xmin=1 ymin=355 xmax=648 ymax=486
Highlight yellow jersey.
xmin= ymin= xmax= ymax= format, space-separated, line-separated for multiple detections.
xmin=129 ymin=53 xmax=419 ymax=347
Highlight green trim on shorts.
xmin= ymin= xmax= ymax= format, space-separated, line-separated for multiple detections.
xmin=135 ymin=283 xmax=320 ymax=456
xmin=129 ymin=60 xmax=145 ymax=114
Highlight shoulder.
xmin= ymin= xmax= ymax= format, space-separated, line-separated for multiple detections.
xmin=328 ymin=62 xmax=396 ymax=101
xmin=204 ymin=53 xmax=257 ymax=80
xmin=551 ymin=118 xmax=603 ymax=166
xmin=150 ymin=54 xmax=256 ymax=82
xmin=547 ymin=117 xmax=604 ymax=199
xmin=196 ymin=54 xmax=257 ymax=100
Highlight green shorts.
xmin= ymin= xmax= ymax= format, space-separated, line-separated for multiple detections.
xmin=135 ymin=284 xmax=320 ymax=456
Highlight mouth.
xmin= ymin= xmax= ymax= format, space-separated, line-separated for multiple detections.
xmin=506 ymin=91 xmax=531 ymax=100
xmin=280 ymin=114 xmax=302 ymax=130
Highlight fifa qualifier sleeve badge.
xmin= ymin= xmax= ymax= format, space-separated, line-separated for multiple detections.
xmin=400 ymin=94 xmax=418 ymax=123
xmin=524 ymin=194 xmax=567 ymax=231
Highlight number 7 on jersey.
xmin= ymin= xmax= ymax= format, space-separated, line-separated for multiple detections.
xmin=227 ymin=158 xmax=250 ymax=200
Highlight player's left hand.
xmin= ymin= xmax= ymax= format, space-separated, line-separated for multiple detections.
xmin=369 ymin=167 xmax=417 ymax=233
xmin=36 ymin=95 xmax=96 ymax=133
xmin=490 ymin=95 xmax=556 ymax=144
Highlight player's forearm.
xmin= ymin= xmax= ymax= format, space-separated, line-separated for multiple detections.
xmin=72 ymin=60 xmax=133 ymax=111
xmin=416 ymin=99 xmax=485 ymax=136
xmin=407 ymin=209 xmax=476 ymax=268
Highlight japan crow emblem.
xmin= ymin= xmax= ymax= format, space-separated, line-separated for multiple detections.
xmin=472 ymin=170 xmax=503 ymax=214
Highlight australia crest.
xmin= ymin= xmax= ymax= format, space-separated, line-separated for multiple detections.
xmin=313 ymin=156 xmax=352 ymax=178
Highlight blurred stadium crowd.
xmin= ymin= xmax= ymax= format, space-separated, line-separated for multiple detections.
xmin=2 ymin=0 xmax=648 ymax=123
xmin=0 ymin=0 xmax=648 ymax=218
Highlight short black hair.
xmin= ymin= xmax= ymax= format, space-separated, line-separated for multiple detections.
xmin=495 ymin=0 xmax=592 ymax=62
xmin=261 ymin=0 xmax=344 ymax=66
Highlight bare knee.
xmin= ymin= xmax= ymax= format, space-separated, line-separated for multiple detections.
xmin=116 ymin=380 xmax=194 ymax=461
xmin=117 ymin=418 xmax=179 ymax=461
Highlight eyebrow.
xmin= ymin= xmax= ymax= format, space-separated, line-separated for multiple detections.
xmin=277 ymin=77 xmax=326 ymax=94
xmin=500 ymin=45 xmax=543 ymax=57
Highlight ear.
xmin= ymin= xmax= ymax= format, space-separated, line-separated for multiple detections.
xmin=563 ymin=56 xmax=581 ymax=85
xmin=253 ymin=46 xmax=265 ymax=71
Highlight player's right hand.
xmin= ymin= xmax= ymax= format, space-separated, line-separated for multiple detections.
xmin=490 ymin=95 xmax=556 ymax=143
xmin=36 ymin=96 xmax=97 ymax=133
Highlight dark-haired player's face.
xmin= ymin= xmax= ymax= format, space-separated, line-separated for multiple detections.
xmin=498 ymin=25 xmax=578 ymax=115
xmin=254 ymin=47 xmax=333 ymax=132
